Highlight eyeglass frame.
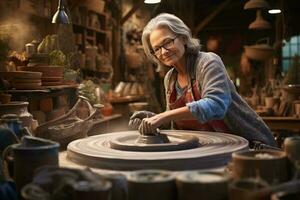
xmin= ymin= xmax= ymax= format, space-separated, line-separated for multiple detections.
xmin=151 ymin=35 xmax=178 ymax=57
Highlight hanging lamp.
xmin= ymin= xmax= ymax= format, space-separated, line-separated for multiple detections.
xmin=52 ymin=0 xmax=70 ymax=24
xmin=144 ymin=0 xmax=161 ymax=4
xmin=249 ymin=10 xmax=271 ymax=29
xmin=244 ymin=0 xmax=270 ymax=10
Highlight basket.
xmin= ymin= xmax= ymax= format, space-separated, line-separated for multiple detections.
xmin=34 ymin=97 xmax=103 ymax=149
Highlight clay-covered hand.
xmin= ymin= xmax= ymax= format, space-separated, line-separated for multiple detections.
xmin=128 ymin=110 xmax=156 ymax=130
xmin=138 ymin=114 xmax=164 ymax=135
xmin=138 ymin=118 xmax=158 ymax=135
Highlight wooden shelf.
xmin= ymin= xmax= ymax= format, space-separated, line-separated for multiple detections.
xmin=262 ymin=116 xmax=300 ymax=132
xmin=7 ymin=84 xmax=78 ymax=93
xmin=73 ymin=24 xmax=107 ymax=35
xmin=109 ymin=95 xmax=150 ymax=103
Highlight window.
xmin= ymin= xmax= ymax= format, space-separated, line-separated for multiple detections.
xmin=282 ymin=35 xmax=300 ymax=73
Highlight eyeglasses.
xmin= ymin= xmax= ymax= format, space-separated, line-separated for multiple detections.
xmin=151 ymin=36 xmax=177 ymax=57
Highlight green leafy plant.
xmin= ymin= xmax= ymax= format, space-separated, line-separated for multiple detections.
xmin=49 ymin=50 xmax=66 ymax=66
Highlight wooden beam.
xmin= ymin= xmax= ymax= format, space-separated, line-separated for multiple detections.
xmin=120 ymin=0 xmax=144 ymax=25
xmin=194 ymin=0 xmax=232 ymax=35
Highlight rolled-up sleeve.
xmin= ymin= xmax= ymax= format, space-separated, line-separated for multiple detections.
xmin=187 ymin=54 xmax=232 ymax=123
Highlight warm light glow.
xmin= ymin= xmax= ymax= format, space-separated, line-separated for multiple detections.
xmin=144 ymin=0 xmax=161 ymax=4
xmin=268 ymin=9 xmax=281 ymax=14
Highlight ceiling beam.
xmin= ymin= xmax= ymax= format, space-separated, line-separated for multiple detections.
xmin=120 ymin=0 xmax=144 ymax=25
xmin=193 ymin=0 xmax=232 ymax=35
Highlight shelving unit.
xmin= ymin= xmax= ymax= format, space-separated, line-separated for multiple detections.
xmin=70 ymin=2 xmax=113 ymax=81
xmin=72 ymin=8 xmax=110 ymax=53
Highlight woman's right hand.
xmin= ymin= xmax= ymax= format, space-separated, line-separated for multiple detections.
xmin=128 ymin=110 xmax=156 ymax=130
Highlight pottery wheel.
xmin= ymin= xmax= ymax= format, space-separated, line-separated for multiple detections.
xmin=67 ymin=130 xmax=248 ymax=171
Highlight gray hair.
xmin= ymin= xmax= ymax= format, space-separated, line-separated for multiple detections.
xmin=142 ymin=13 xmax=201 ymax=72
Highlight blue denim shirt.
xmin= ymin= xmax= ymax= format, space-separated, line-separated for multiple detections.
xmin=164 ymin=52 xmax=276 ymax=146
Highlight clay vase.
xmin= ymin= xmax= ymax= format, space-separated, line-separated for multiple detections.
xmin=2 ymin=136 xmax=59 ymax=192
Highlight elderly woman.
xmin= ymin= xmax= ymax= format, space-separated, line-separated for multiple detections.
xmin=129 ymin=13 xmax=276 ymax=147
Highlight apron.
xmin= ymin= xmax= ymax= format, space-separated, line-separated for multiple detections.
xmin=168 ymin=79 xmax=230 ymax=132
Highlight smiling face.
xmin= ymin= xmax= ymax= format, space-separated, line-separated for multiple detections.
xmin=149 ymin=26 xmax=186 ymax=67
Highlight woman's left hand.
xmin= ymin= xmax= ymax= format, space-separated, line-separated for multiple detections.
xmin=138 ymin=114 xmax=163 ymax=135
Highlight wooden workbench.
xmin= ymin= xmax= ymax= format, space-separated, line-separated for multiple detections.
xmin=262 ymin=117 xmax=300 ymax=132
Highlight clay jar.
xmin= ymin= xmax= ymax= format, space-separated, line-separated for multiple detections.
xmin=127 ymin=170 xmax=176 ymax=200
xmin=284 ymin=136 xmax=300 ymax=177
xmin=232 ymin=150 xmax=289 ymax=185
xmin=2 ymin=136 xmax=59 ymax=192
xmin=0 ymin=101 xmax=35 ymax=132
xmin=176 ymin=171 xmax=229 ymax=200
xmin=100 ymin=173 xmax=128 ymax=200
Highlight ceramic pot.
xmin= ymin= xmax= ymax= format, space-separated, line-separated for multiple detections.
xmin=176 ymin=171 xmax=229 ymax=200
xmin=100 ymin=173 xmax=128 ymax=200
xmin=232 ymin=150 xmax=289 ymax=184
xmin=19 ymin=66 xmax=64 ymax=78
xmin=0 ymin=101 xmax=35 ymax=132
xmin=229 ymin=178 xmax=269 ymax=200
xmin=127 ymin=170 xmax=176 ymax=200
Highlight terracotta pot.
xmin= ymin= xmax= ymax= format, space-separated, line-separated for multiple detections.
xmin=100 ymin=103 xmax=113 ymax=116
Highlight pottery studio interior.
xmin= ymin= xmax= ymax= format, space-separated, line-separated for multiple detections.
xmin=1 ymin=0 xmax=300 ymax=199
